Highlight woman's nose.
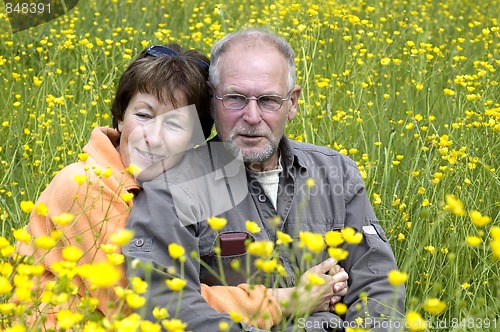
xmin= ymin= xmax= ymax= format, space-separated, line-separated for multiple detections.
xmin=143 ymin=119 xmax=165 ymax=148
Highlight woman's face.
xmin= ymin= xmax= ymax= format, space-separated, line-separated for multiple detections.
xmin=118 ymin=91 xmax=199 ymax=181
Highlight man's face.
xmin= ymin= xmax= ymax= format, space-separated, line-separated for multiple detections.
xmin=211 ymin=41 xmax=300 ymax=170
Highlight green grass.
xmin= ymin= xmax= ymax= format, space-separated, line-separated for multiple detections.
xmin=0 ymin=0 xmax=499 ymax=330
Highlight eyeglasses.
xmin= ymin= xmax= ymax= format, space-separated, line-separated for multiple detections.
xmin=214 ymin=93 xmax=291 ymax=112
xmin=145 ymin=45 xmax=210 ymax=69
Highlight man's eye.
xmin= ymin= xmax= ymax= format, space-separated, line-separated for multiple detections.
xmin=259 ymin=96 xmax=280 ymax=104
xmin=226 ymin=94 xmax=245 ymax=101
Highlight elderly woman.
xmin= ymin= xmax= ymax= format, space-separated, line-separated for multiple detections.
xmin=16 ymin=44 xmax=283 ymax=329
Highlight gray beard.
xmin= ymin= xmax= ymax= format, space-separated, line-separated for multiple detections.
xmin=225 ymin=128 xmax=279 ymax=163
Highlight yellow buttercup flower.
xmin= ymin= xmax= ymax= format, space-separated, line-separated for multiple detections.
xmin=50 ymin=230 xmax=63 ymax=241
xmin=0 ymin=237 xmax=9 ymax=250
xmin=74 ymin=175 xmax=88 ymax=185
xmin=113 ymin=313 xmax=141 ymax=331
xmin=334 ymin=303 xmax=348 ymax=315
xmin=490 ymin=239 xmax=500 ymax=258
xmin=78 ymin=262 xmax=121 ymax=288
xmin=126 ymin=292 xmax=146 ymax=309
xmin=107 ymin=253 xmax=125 ymax=265
xmin=1 ymin=246 xmax=15 ymax=257
xmin=20 ymin=201 xmax=35 ymax=214
xmin=444 ymin=194 xmax=466 ymax=216
xmin=78 ymin=153 xmax=89 ymax=161
xmin=491 ymin=226 xmax=500 ymax=240
xmin=245 ymin=220 xmax=261 ymax=234
xmin=443 ymin=88 xmax=455 ymax=96
xmin=0 ymin=302 xmax=15 ymax=314
xmin=342 ymin=227 xmax=363 ymax=244
xmin=166 ymin=278 xmax=187 ymax=291
xmin=35 ymin=203 xmax=49 ymax=217
xmin=306 ymin=272 xmax=325 ymax=285
xmin=109 ymin=229 xmax=134 ymax=245
xmin=328 ymin=247 xmax=349 ymax=261
xmin=168 ymin=243 xmax=185 ymax=260
xmin=51 ymin=213 xmax=74 ymax=226
xmin=207 ymin=216 xmax=227 ymax=231
xmin=306 ymin=177 xmax=316 ymax=188
xmin=299 ymin=231 xmax=326 ymax=253
xmin=469 ymin=210 xmax=491 ymax=227
xmin=120 ymin=192 xmax=134 ymax=203
xmin=229 ymin=311 xmax=243 ymax=323
xmin=100 ymin=243 xmax=117 ymax=254
xmin=255 ymin=258 xmax=278 ymax=273
xmin=34 ymin=235 xmax=56 ymax=250
xmin=0 ymin=262 xmax=13 ymax=277
xmin=62 ymin=246 xmax=83 ymax=262
xmin=0 ymin=276 xmax=13 ymax=295
xmin=140 ymin=321 xmax=161 ymax=332
xmin=387 ymin=270 xmax=408 ymax=286
xmin=12 ymin=228 xmax=31 ymax=244
xmin=131 ymin=277 xmax=148 ymax=294
xmin=422 ymin=298 xmax=447 ymax=315
xmin=56 ymin=309 xmax=84 ymax=329
xmin=102 ymin=167 xmax=113 ymax=178
xmin=126 ymin=164 xmax=142 ymax=176
xmin=276 ymin=231 xmax=293 ymax=245
xmin=325 ymin=230 xmax=344 ymax=247
xmin=466 ymin=236 xmax=482 ymax=247
xmin=247 ymin=241 xmax=274 ymax=258
xmin=153 ymin=307 xmax=169 ymax=320
xmin=406 ymin=311 xmax=427 ymax=331
xmin=162 ymin=319 xmax=187 ymax=332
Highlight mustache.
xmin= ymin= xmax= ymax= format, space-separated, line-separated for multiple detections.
xmin=229 ymin=127 xmax=270 ymax=139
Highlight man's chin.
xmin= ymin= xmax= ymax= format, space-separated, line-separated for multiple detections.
xmin=240 ymin=147 xmax=276 ymax=163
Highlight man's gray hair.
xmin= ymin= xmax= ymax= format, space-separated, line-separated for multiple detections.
xmin=209 ymin=27 xmax=296 ymax=91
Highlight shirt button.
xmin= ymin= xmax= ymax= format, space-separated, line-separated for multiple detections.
xmin=258 ymin=194 xmax=267 ymax=203
xmin=135 ymin=238 xmax=144 ymax=247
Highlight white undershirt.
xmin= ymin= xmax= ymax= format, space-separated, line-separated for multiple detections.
xmin=249 ymin=156 xmax=283 ymax=209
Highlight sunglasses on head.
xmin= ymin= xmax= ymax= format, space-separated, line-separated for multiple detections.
xmin=145 ymin=45 xmax=210 ymax=69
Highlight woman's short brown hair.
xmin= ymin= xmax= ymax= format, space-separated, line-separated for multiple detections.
xmin=111 ymin=44 xmax=213 ymax=139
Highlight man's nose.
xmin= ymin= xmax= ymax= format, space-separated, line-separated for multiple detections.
xmin=241 ymin=98 xmax=262 ymax=124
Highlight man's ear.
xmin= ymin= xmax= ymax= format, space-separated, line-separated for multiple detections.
xmin=288 ymin=85 xmax=301 ymax=121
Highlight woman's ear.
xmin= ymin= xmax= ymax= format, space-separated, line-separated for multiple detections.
xmin=117 ymin=121 xmax=123 ymax=133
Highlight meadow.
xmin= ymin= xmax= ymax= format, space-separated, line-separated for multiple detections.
xmin=0 ymin=0 xmax=498 ymax=330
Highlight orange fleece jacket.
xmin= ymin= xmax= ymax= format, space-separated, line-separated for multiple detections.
xmin=17 ymin=127 xmax=281 ymax=330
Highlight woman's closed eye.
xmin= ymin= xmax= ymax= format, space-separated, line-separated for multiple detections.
xmin=164 ymin=120 xmax=186 ymax=131
xmin=134 ymin=111 xmax=154 ymax=120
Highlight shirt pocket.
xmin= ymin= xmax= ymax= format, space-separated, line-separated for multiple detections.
xmin=200 ymin=231 xmax=255 ymax=286
xmin=364 ymin=220 xmax=395 ymax=274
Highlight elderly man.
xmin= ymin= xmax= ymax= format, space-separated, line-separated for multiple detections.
xmin=125 ymin=28 xmax=404 ymax=331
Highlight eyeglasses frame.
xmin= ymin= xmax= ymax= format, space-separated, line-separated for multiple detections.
xmin=213 ymin=91 xmax=293 ymax=112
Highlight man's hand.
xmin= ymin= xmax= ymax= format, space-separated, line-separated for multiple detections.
xmin=274 ymin=258 xmax=349 ymax=316
xmin=327 ymin=263 xmax=349 ymax=312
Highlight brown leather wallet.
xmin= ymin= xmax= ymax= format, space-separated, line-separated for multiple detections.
xmin=219 ymin=232 xmax=248 ymax=256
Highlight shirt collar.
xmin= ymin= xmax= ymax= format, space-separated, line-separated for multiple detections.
xmin=279 ymin=137 xmax=308 ymax=173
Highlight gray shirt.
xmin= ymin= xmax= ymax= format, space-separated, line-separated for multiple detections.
xmin=124 ymin=137 xmax=405 ymax=331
